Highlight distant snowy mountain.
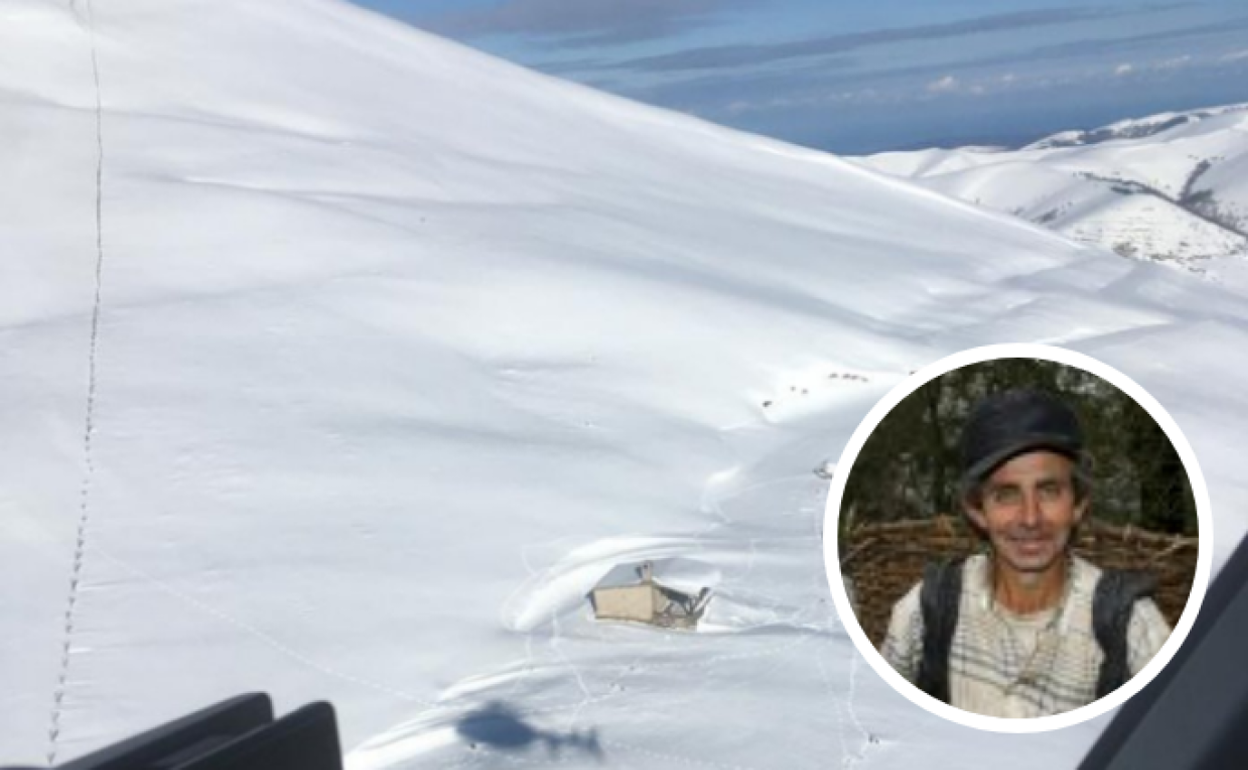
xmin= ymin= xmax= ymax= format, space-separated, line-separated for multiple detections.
xmin=855 ymin=105 xmax=1248 ymax=271
xmin=4 ymin=2 xmax=1248 ymax=770
xmin=1028 ymin=106 xmax=1248 ymax=149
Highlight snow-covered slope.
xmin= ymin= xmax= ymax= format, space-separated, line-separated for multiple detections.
xmin=5 ymin=2 xmax=1248 ymax=768
xmin=856 ymin=105 xmax=1248 ymax=271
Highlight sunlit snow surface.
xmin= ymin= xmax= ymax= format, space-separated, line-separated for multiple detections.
xmin=4 ymin=2 xmax=1248 ymax=768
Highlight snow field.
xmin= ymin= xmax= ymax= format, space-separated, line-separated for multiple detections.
xmin=4 ymin=2 xmax=1248 ymax=769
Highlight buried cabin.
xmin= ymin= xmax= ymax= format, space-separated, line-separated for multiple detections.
xmin=588 ymin=560 xmax=712 ymax=629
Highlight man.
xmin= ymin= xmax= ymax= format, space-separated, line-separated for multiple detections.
xmin=879 ymin=389 xmax=1172 ymax=718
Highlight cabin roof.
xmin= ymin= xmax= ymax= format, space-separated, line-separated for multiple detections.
xmin=591 ymin=558 xmax=715 ymax=593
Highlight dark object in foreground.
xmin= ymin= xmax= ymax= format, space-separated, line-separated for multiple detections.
xmin=2 ymin=693 xmax=342 ymax=770
xmin=1080 ymin=532 xmax=1248 ymax=770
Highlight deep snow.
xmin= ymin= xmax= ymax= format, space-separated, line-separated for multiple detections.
xmin=4 ymin=2 xmax=1248 ymax=768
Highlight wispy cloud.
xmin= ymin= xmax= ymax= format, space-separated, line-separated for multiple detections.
xmin=997 ymin=16 xmax=1248 ymax=62
xmin=720 ymin=87 xmax=889 ymax=115
xmin=420 ymin=0 xmax=746 ymax=47
xmin=1153 ymin=54 xmax=1192 ymax=69
xmin=1222 ymin=49 xmax=1248 ymax=62
xmin=534 ymin=56 xmax=615 ymax=75
xmin=531 ymin=9 xmax=1248 ymax=87
xmin=927 ymin=75 xmax=959 ymax=93
xmin=613 ymin=8 xmax=1114 ymax=72
xmin=659 ymin=17 xmax=1239 ymax=99
xmin=1115 ymin=63 xmax=1135 ymax=75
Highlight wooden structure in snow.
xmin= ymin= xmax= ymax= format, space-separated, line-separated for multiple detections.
xmin=589 ymin=560 xmax=712 ymax=629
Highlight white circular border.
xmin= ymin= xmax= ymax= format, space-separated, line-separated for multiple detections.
xmin=822 ymin=343 xmax=1212 ymax=733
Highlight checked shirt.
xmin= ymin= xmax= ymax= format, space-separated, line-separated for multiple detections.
xmin=880 ymin=553 xmax=1171 ymax=718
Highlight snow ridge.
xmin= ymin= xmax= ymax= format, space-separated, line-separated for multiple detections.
xmin=853 ymin=103 xmax=1248 ymax=271
xmin=48 ymin=0 xmax=106 ymax=764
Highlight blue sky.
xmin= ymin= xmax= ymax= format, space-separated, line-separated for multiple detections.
xmin=354 ymin=1 xmax=1248 ymax=154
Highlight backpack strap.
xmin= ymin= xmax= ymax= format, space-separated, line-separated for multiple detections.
xmin=1093 ymin=569 xmax=1158 ymax=698
xmin=916 ymin=559 xmax=964 ymax=703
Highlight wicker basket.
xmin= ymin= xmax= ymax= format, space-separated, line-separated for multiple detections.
xmin=840 ymin=517 xmax=1197 ymax=648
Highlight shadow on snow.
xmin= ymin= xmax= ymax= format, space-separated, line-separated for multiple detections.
xmin=454 ymin=701 xmax=604 ymax=762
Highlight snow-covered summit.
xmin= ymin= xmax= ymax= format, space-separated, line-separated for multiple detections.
xmin=855 ymin=104 xmax=1248 ymax=269
xmin=1026 ymin=104 xmax=1248 ymax=150
xmin=5 ymin=2 xmax=1248 ymax=769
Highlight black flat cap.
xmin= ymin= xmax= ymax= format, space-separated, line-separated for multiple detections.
xmin=961 ymin=389 xmax=1084 ymax=485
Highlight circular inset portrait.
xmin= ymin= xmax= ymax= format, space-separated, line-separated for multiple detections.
xmin=823 ymin=344 xmax=1210 ymax=732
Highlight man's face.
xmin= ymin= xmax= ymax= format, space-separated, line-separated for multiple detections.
xmin=965 ymin=450 xmax=1088 ymax=577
